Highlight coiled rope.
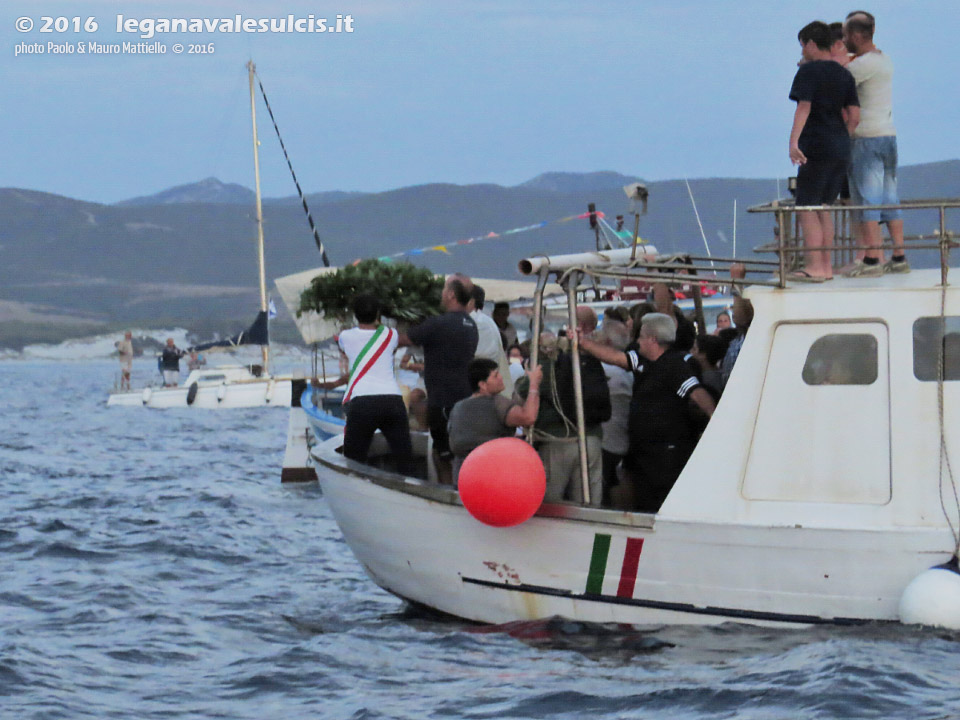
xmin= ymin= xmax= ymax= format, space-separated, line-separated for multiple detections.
xmin=254 ymin=72 xmax=330 ymax=267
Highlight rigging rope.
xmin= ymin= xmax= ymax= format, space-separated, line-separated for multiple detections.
xmin=936 ymin=280 xmax=960 ymax=555
xmin=254 ymin=72 xmax=331 ymax=267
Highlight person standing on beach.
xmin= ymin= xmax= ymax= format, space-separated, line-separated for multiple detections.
xmin=843 ymin=10 xmax=909 ymax=277
xmin=788 ymin=20 xmax=860 ymax=282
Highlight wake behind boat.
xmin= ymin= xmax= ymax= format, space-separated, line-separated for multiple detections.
xmin=308 ymin=196 xmax=960 ymax=627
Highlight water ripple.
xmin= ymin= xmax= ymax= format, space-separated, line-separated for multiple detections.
xmin=3 ymin=361 xmax=960 ymax=720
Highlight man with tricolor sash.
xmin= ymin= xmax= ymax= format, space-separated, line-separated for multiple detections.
xmin=336 ymin=294 xmax=413 ymax=473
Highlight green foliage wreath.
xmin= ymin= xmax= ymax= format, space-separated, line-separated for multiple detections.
xmin=298 ymin=259 xmax=444 ymax=324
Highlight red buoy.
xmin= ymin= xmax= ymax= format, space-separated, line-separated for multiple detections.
xmin=458 ymin=438 xmax=546 ymax=527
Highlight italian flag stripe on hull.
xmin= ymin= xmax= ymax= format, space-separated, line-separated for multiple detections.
xmin=585 ymin=533 xmax=645 ymax=597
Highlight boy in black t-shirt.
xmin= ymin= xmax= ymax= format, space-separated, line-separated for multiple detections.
xmin=788 ymin=21 xmax=860 ymax=282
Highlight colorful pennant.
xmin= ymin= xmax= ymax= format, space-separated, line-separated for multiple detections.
xmin=351 ymin=210 xmax=605 ymax=266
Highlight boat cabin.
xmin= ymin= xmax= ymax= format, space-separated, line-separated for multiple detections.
xmin=303 ymin=197 xmax=960 ymax=626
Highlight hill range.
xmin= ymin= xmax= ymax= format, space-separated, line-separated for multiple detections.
xmin=2 ymin=161 xmax=958 ymax=349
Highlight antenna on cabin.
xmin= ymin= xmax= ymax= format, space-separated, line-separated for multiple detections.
xmin=623 ymin=181 xmax=648 ymax=261
xmin=733 ymin=198 xmax=738 ymax=258
xmin=588 ymin=203 xmax=603 ymax=250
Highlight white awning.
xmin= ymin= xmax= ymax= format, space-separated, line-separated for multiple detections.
xmin=274 ymin=267 xmax=562 ymax=345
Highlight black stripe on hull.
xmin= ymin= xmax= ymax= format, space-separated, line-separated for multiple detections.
xmin=461 ymin=576 xmax=879 ymax=626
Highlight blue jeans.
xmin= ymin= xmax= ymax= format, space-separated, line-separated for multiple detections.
xmin=849 ymin=136 xmax=902 ymax=223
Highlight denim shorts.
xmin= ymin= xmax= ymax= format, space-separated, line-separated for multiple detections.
xmin=848 ymin=135 xmax=902 ymax=223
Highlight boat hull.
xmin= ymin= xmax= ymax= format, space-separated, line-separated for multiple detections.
xmin=107 ymin=378 xmax=292 ymax=408
xmin=314 ymin=440 xmax=951 ymax=627
xmin=299 ymin=385 xmax=346 ymax=440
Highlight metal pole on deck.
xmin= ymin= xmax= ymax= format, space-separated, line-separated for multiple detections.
xmin=527 ymin=268 xmax=548 ymax=445
xmin=776 ymin=205 xmax=787 ymax=288
xmin=940 ymin=205 xmax=950 ymax=286
xmin=630 ymin=212 xmax=642 ymax=263
xmin=247 ymin=60 xmax=270 ymax=373
xmin=564 ymin=271 xmax=591 ymax=505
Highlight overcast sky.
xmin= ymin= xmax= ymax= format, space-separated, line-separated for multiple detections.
xmin=3 ymin=0 xmax=957 ymax=204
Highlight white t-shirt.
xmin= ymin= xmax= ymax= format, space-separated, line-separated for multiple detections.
xmin=338 ymin=326 xmax=401 ymax=401
xmin=848 ymin=50 xmax=896 ymax=138
xmin=471 ymin=309 xmax=514 ymax=396
xmin=508 ymin=359 xmax=525 ymax=384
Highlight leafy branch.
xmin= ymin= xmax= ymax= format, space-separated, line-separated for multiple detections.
xmin=298 ymin=260 xmax=444 ymax=323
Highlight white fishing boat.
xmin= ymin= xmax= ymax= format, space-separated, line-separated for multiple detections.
xmin=308 ymin=198 xmax=960 ymax=627
xmin=107 ymin=61 xmax=298 ymax=410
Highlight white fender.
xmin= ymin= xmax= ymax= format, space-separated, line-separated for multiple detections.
xmin=141 ymin=387 xmax=153 ymax=406
xmin=216 ymin=383 xmax=227 ymax=403
xmin=899 ymin=560 xmax=960 ymax=629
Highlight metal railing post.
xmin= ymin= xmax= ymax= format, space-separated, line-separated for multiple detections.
xmin=941 ymin=204 xmax=949 ymax=286
xmin=564 ymin=270 xmax=591 ymax=506
xmin=776 ymin=205 xmax=787 ymax=288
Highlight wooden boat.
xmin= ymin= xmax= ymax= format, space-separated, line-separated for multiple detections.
xmin=308 ymin=197 xmax=960 ymax=626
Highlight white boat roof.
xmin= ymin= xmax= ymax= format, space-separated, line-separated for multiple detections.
xmin=750 ymin=266 xmax=952 ymax=296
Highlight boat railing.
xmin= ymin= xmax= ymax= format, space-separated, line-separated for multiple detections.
xmin=516 ymin=199 xmax=959 ymax=506
xmin=746 ymin=198 xmax=960 ymax=286
xmin=520 ymin=253 xmax=776 ymax=508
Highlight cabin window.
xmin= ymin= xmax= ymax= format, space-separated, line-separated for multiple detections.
xmin=199 ymin=374 xmax=227 ymax=382
xmin=913 ymin=317 xmax=960 ymax=381
xmin=801 ymin=334 xmax=878 ymax=385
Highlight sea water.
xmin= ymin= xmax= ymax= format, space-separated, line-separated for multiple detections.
xmin=3 ymin=359 xmax=960 ymax=719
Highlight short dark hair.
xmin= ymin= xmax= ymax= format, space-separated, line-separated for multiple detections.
xmin=845 ymin=11 xmax=875 ymax=38
xmin=604 ymin=306 xmax=630 ymax=324
xmin=447 ymin=278 xmax=471 ymax=307
xmin=798 ymin=21 xmax=832 ymax=51
xmin=696 ymin=333 xmax=729 ymax=368
xmin=673 ymin=308 xmax=696 ymax=353
xmin=467 ymin=357 xmax=499 ymax=392
xmin=718 ymin=327 xmax=740 ymax=345
xmin=493 ymin=301 xmax=510 ymax=313
xmin=353 ymin=294 xmax=380 ymax=324
xmin=471 ymin=284 xmax=486 ymax=311
xmin=829 ymin=21 xmax=844 ymax=44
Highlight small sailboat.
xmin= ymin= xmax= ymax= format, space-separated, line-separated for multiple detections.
xmin=108 ymin=61 xmax=297 ymax=409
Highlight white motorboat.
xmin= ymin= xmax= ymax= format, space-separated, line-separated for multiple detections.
xmin=107 ymin=363 xmax=295 ymax=409
xmin=308 ymin=199 xmax=960 ymax=627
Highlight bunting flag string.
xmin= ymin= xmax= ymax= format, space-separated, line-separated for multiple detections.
xmin=350 ymin=211 xmax=605 ymax=266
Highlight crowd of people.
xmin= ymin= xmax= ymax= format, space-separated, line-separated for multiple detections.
xmin=324 ymin=269 xmax=752 ymax=515
xmin=789 ymin=11 xmax=908 ymax=281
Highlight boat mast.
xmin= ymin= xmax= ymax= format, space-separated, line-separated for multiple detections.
xmin=247 ymin=60 xmax=270 ymax=373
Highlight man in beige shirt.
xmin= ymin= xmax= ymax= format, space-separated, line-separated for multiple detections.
xmin=843 ymin=10 xmax=909 ymax=277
